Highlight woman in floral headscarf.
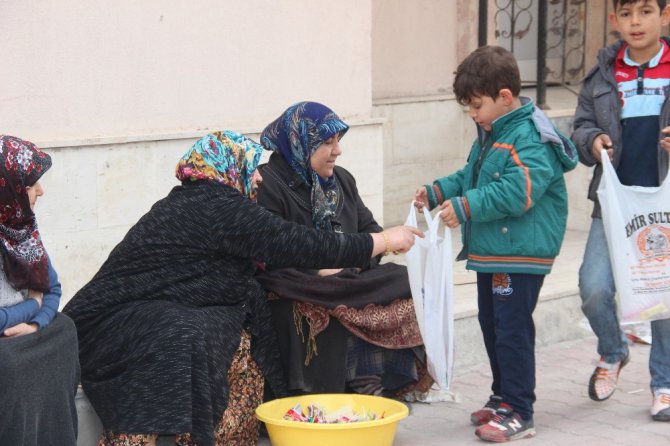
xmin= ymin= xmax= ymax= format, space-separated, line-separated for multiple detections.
xmin=256 ymin=102 xmax=427 ymax=398
xmin=0 ymin=135 xmax=80 ymax=446
xmin=63 ymin=130 xmax=420 ymax=446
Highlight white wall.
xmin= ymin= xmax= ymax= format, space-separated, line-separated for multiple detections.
xmin=1 ymin=0 xmax=373 ymax=142
xmin=1 ymin=1 xmax=386 ymax=304
xmin=371 ymin=0 xmax=458 ymax=99
xmin=369 ymin=0 xmax=471 ymax=225
xmin=3 ymin=1 xmax=593 ymax=305
xmin=373 ymin=99 xmax=475 ymax=225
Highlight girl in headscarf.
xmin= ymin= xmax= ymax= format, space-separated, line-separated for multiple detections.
xmin=0 ymin=135 xmax=80 ymax=446
xmin=64 ymin=130 xmax=420 ymax=446
xmin=256 ymin=102 xmax=427 ymax=397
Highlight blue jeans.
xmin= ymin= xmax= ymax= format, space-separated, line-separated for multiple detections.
xmin=580 ymin=218 xmax=670 ymax=390
xmin=478 ymin=272 xmax=544 ymax=421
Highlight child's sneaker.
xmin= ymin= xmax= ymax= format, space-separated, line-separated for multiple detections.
xmin=588 ymin=352 xmax=630 ymax=401
xmin=471 ymin=395 xmax=504 ymax=425
xmin=651 ymin=389 xmax=670 ymax=421
xmin=475 ymin=404 xmax=536 ymax=442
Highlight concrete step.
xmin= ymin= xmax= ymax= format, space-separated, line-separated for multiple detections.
xmin=76 ymin=229 xmax=589 ymax=444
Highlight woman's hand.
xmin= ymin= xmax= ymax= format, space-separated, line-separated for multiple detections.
xmin=317 ymin=268 xmax=344 ymax=276
xmin=372 ymin=226 xmax=424 ymax=257
xmin=387 ymin=226 xmax=424 ymax=253
xmin=28 ymin=289 xmax=43 ymax=308
xmin=4 ymin=322 xmax=38 ymax=338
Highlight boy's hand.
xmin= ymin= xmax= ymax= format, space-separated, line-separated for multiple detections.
xmin=439 ymin=200 xmax=460 ymax=228
xmin=592 ymin=134 xmax=614 ymax=162
xmin=414 ymin=188 xmax=429 ymax=211
xmin=661 ymin=127 xmax=670 ymax=154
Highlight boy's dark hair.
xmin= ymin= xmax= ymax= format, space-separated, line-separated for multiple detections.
xmin=612 ymin=0 xmax=666 ymax=10
xmin=453 ymin=45 xmax=521 ymax=105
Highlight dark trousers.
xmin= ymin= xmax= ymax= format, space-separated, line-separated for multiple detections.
xmin=477 ymin=272 xmax=544 ymax=421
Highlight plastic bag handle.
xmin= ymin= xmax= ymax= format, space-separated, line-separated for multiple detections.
xmin=406 ymin=201 xmax=418 ymax=228
xmin=429 ymin=211 xmax=443 ymax=243
xmin=600 ymin=149 xmax=618 ymax=179
xmin=407 ymin=201 xmax=433 ymax=228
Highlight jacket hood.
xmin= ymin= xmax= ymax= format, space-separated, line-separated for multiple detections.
xmin=522 ymin=97 xmax=579 ymax=172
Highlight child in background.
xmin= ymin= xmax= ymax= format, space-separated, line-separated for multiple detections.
xmin=415 ymin=46 xmax=578 ymax=442
xmin=571 ymin=0 xmax=670 ymax=421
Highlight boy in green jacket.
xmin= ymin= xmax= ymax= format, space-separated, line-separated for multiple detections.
xmin=415 ymin=45 xmax=578 ymax=442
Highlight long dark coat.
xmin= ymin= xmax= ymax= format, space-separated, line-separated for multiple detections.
xmin=63 ymin=180 xmax=372 ymax=446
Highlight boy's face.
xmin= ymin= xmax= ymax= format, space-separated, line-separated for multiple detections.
xmin=466 ymin=94 xmax=510 ymax=132
xmin=610 ymin=1 xmax=670 ymax=61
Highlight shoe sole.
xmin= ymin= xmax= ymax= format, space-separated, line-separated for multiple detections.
xmin=588 ymin=354 xmax=630 ymax=402
xmin=652 ymin=413 xmax=670 ymax=422
xmin=475 ymin=428 xmax=536 ymax=442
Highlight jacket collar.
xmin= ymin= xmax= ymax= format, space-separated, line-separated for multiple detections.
xmin=489 ymin=97 xmax=534 ymax=136
xmin=593 ymin=36 xmax=670 ymax=84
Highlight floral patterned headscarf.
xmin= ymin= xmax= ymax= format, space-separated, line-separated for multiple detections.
xmin=260 ymin=102 xmax=349 ymax=231
xmin=0 ymin=135 xmax=52 ymax=291
xmin=176 ymin=130 xmax=264 ymax=200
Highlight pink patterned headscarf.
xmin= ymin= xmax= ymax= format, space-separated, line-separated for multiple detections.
xmin=0 ymin=135 xmax=52 ymax=291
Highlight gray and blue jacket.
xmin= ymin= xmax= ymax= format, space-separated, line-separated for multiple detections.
xmin=572 ymin=38 xmax=670 ymax=218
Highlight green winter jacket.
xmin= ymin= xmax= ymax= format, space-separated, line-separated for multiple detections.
xmin=424 ymin=98 xmax=578 ymax=275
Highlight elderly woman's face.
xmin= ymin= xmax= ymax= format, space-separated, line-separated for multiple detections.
xmin=251 ymin=170 xmax=263 ymax=191
xmin=26 ymin=181 xmax=44 ymax=210
xmin=309 ymin=134 xmax=342 ymax=178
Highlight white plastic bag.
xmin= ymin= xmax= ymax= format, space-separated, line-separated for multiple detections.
xmin=597 ymin=151 xmax=670 ymax=322
xmin=404 ymin=202 xmax=455 ymax=391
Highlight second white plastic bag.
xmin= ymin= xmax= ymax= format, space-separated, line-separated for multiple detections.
xmin=404 ymin=202 xmax=455 ymax=390
xmin=597 ymin=151 xmax=670 ymax=322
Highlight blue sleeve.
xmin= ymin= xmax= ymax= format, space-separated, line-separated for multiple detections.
xmin=0 ymin=298 xmax=40 ymax=332
xmin=29 ymin=256 xmax=61 ymax=329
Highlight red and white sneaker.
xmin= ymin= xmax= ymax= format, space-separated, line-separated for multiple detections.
xmin=588 ymin=353 xmax=630 ymax=402
xmin=651 ymin=389 xmax=670 ymax=422
xmin=471 ymin=395 xmax=504 ymax=425
xmin=475 ymin=404 xmax=536 ymax=443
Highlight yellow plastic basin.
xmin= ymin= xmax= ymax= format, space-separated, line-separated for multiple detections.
xmin=255 ymin=393 xmax=409 ymax=446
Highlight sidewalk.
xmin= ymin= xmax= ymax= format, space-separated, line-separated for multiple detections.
xmin=391 ymin=336 xmax=669 ymax=446
xmin=259 ymin=336 xmax=670 ymax=446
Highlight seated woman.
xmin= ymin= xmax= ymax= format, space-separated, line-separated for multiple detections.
xmin=0 ymin=135 xmax=80 ymax=446
xmin=256 ymin=102 xmax=426 ymax=397
xmin=63 ymin=130 xmax=420 ymax=446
